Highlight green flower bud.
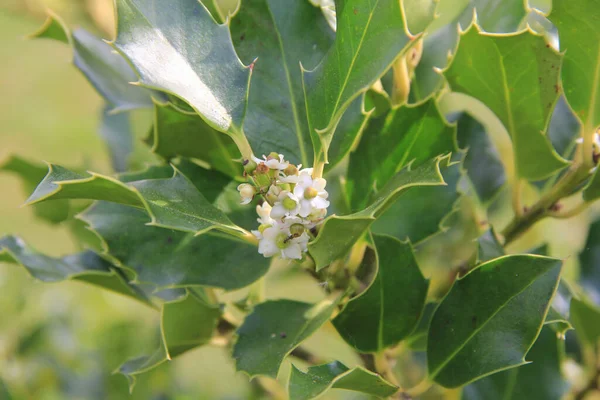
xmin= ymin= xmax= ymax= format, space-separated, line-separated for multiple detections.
xmin=289 ymin=223 xmax=305 ymax=236
xmin=282 ymin=197 xmax=297 ymax=210
xmin=267 ymin=151 xmax=280 ymax=160
xmin=243 ymin=159 xmax=257 ymax=174
xmin=254 ymin=163 xmax=272 ymax=187
xmin=283 ymin=164 xmax=298 ymax=176
xmin=278 ymin=183 xmax=291 ymax=191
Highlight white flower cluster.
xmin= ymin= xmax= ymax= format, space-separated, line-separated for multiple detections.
xmin=237 ymin=153 xmax=330 ymax=260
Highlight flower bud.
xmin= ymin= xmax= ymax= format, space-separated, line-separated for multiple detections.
xmin=243 ymin=158 xmax=257 ymax=174
xmin=283 ymin=197 xmax=297 ymax=210
xmin=253 ymin=163 xmax=272 ymax=187
xmin=267 ymin=151 xmax=280 ymax=160
xmin=278 ymin=183 xmax=291 ymax=192
xmin=289 ymin=223 xmax=305 ymax=236
xmin=237 ymin=183 xmax=256 ymax=205
xmin=266 ymin=185 xmax=282 ymax=204
xmin=283 ymin=164 xmax=298 ymax=176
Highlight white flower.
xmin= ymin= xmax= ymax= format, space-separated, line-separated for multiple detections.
xmin=252 ymin=153 xmax=289 ymax=170
xmin=270 ymin=191 xmax=301 ymax=219
xmin=237 ymin=183 xmax=256 ymax=205
xmin=293 ymin=169 xmax=330 ymax=217
xmin=256 ymin=220 xmax=309 ymax=260
xmin=256 ymin=202 xmax=274 ymax=225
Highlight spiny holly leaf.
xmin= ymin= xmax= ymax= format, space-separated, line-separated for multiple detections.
xmin=370 ymin=154 xmax=463 ymax=244
xmin=347 ymin=99 xmax=455 ymax=211
xmin=0 ymin=155 xmax=71 ymax=224
xmin=569 ymin=298 xmax=600 ymax=346
xmin=462 ymin=326 xmax=569 ymax=400
xmin=112 ymin=0 xmax=252 ymax=155
xmin=288 ymin=361 xmax=398 ymax=400
xmin=579 ymin=219 xmax=600 ymax=305
xmin=444 ymin=27 xmax=568 ymax=181
xmin=79 ymin=202 xmax=269 ymax=291
xmin=0 ymin=235 xmax=152 ymax=306
xmin=309 ymin=155 xmax=449 ymax=270
xmin=99 ymin=106 xmax=134 ymax=173
xmin=233 ymin=298 xmax=338 ymax=378
xmin=30 ymin=13 xmax=154 ymax=113
xmin=118 ymin=289 xmax=220 ymax=389
xmin=456 ymin=113 xmax=506 ymax=204
xmin=303 ymin=0 xmax=412 ymax=167
xmin=549 ymin=0 xmax=600 ymax=144
xmin=147 ymin=102 xmax=240 ymax=178
xmin=427 ymin=254 xmax=562 ymax=388
xmin=332 ymin=235 xmax=428 ymax=352
xmin=231 ymin=0 xmax=333 ymax=166
xmin=26 ymin=164 xmax=244 ymax=236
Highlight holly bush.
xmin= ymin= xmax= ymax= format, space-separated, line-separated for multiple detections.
xmin=2 ymin=0 xmax=600 ymax=398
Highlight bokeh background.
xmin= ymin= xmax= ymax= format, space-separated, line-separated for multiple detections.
xmin=0 ymin=0 xmax=594 ymax=399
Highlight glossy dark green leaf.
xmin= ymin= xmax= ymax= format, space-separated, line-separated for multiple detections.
xmin=549 ymin=0 xmax=600 ymax=147
xmin=579 ymin=219 xmax=600 ymax=305
xmin=405 ymin=302 xmax=438 ymax=351
xmin=113 ymin=0 xmax=252 ymax=154
xmin=288 ymin=361 xmax=398 ymax=400
xmin=444 ymin=27 xmax=568 ymax=181
xmin=347 ymin=99 xmax=455 ymax=211
xmin=456 ymin=113 xmax=506 ymax=204
xmin=303 ymin=0 xmax=412 ymax=167
xmin=0 ymin=235 xmax=152 ymax=306
xmin=148 ymin=102 xmax=240 ymax=177
xmin=0 ymin=155 xmax=70 ymax=224
xmin=427 ymin=255 xmax=562 ymax=388
xmin=332 ymin=235 xmax=428 ymax=352
xmin=370 ymin=154 xmax=462 ymax=244
xmin=233 ymin=298 xmax=338 ymax=378
xmin=462 ymin=326 xmax=569 ymax=400
xmin=231 ymin=0 xmax=333 ymax=166
xmin=79 ymin=201 xmax=269 ymax=291
xmin=308 ymin=156 xmax=448 ymax=270
xmin=31 ymin=14 xmax=154 ymax=113
xmin=26 ymin=164 xmax=244 ymax=236
xmin=569 ymin=298 xmax=600 ymax=346
xmin=119 ymin=289 xmax=220 ymax=389
xmin=99 ymin=105 xmax=134 ymax=173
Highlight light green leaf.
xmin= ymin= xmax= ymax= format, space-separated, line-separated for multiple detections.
xmin=233 ymin=298 xmax=338 ymax=378
xmin=31 ymin=13 xmax=155 ymax=113
xmin=0 ymin=155 xmax=71 ymax=224
xmin=549 ymin=0 xmax=600 ymax=141
xmin=570 ymin=298 xmax=600 ymax=346
xmin=288 ymin=361 xmax=398 ymax=400
xmin=147 ymin=102 xmax=240 ymax=177
xmin=347 ymin=99 xmax=455 ymax=211
xmin=443 ymin=27 xmax=568 ymax=181
xmin=462 ymin=326 xmax=569 ymax=400
xmin=118 ymin=289 xmax=221 ymax=389
xmin=332 ymin=234 xmax=428 ymax=352
xmin=403 ymin=0 xmax=436 ymax=35
xmin=0 ymin=235 xmax=152 ymax=306
xmin=427 ymin=254 xmax=562 ymax=388
xmin=303 ymin=0 xmax=412 ymax=167
xmin=113 ymin=0 xmax=252 ymax=155
xmin=231 ymin=0 xmax=334 ymax=166
xmin=79 ymin=202 xmax=269 ymax=290
xmin=309 ymin=156 xmax=448 ymax=270
xmin=26 ymin=164 xmax=244 ymax=236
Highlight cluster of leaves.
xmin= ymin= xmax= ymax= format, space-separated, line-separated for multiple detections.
xmin=2 ymin=0 xmax=600 ymax=398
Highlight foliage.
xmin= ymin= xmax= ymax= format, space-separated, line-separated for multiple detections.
xmin=3 ymin=0 xmax=600 ymax=398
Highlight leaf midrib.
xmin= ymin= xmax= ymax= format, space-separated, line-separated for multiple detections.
xmin=265 ymin=1 xmax=309 ymax=166
xmin=429 ymin=266 xmax=552 ymax=379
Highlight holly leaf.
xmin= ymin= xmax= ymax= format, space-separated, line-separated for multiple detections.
xmin=147 ymin=102 xmax=240 ymax=177
xmin=443 ymin=27 xmax=568 ymax=181
xmin=288 ymin=361 xmax=398 ymax=400
xmin=347 ymin=99 xmax=455 ymax=211
xmin=0 ymin=155 xmax=71 ymax=224
xmin=0 ymin=235 xmax=152 ymax=306
xmin=118 ymin=289 xmax=220 ymax=389
xmin=79 ymin=202 xmax=269 ymax=290
xmin=427 ymin=254 xmax=562 ymax=388
xmin=112 ymin=0 xmax=252 ymax=153
xmin=233 ymin=298 xmax=338 ymax=378
xmin=25 ymin=164 xmax=244 ymax=236
xmin=31 ymin=13 xmax=155 ymax=113
xmin=579 ymin=219 xmax=600 ymax=305
xmin=309 ymin=155 xmax=449 ymax=270
xmin=549 ymin=0 xmax=600 ymax=143
xmin=462 ymin=326 xmax=569 ymax=400
xmin=476 ymin=229 xmax=505 ymax=263
xmin=332 ymin=235 xmax=428 ymax=352
xmin=303 ymin=0 xmax=412 ymax=167
xmin=99 ymin=106 xmax=134 ymax=173
xmin=569 ymin=298 xmax=600 ymax=346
